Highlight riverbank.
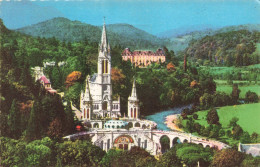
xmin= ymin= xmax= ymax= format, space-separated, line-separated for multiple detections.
xmin=165 ymin=114 xmax=183 ymax=131
xmin=145 ymin=105 xmax=192 ymax=131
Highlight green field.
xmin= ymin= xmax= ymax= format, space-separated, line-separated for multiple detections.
xmin=194 ymin=103 xmax=260 ymax=134
xmin=199 ymin=64 xmax=260 ymax=78
xmin=255 ymin=43 xmax=260 ymax=54
xmin=216 ymin=85 xmax=260 ymax=98
xmin=215 ymin=79 xmax=252 ymax=85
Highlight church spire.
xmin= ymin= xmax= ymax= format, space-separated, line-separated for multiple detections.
xmin=129 ymin=79 xmax=138 ymax=101
xmin=84 ymin=78 xmax=91 ymax=101
xmin=100 ymin=17 xmax=108 ymax=50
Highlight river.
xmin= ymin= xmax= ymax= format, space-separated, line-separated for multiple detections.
xmin=145 ymin=105 xmax=192 ymax=130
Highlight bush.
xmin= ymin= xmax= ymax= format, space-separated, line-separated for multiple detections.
xmin=229 ymin=117 xmax=239 ymax=128
xmin=232 ymin=125 xmax=244 ymax=140
xmin=245 ymin=91 xmax=259 ymax=103
xmin=207 ymin=108 xmax=219 ymax=125
xmin=193 ymin=113 xmax=198 ymax=120
xmin=211 ymin=148 xmax=245 ymax=167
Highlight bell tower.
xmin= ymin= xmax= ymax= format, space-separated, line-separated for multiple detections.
xmin=96 ymin=18 xmax=112 ymax=114
xmin=128 ymin=79 xmax=140 ymax=119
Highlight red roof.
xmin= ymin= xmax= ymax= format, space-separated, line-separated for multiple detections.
xmin=48 ymin=89 xmax=57 ymax=94
xmin=39 ymin=76 xmax=51 ymax=84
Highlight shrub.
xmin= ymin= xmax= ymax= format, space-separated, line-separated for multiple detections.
xmin=245 ymin=91 xmax=259 ymax=103
xmin=193 ymin=114 xmax=198 ymax=120
xmin=207 ymin=108 xmax=219 ymax=125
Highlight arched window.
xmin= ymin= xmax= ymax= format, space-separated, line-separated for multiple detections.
xmin=102 ymin=60 xmax=104 ymax=73
xmin=102 ymin=102 xmax=107 ymax=110
xmin=87 ymin=109 xmax=89 ymax=119
xmin=84 ymin=109 xmax=86 ymax=118
xmin=116 ymin=105 xmax=118 ymax=109
xmin=102 ymin=60 xmax=108 ymax=74
xmin=105 ymin=60 xmax=108 ymax=73
xmin=131 ymin=108 xmax=133 ymax=118
xmin=135 ymin=122 xmax=140 ymax=127
xmin=134 ymin=108 xmax=137 ymax=118
xmin=94 ymin=123 xmax=99 ymax=128
xmin=144 ymin=140 xmax=147 ymax=149
xmin=107 ymin=139 xmax=110 ymax=150
xmin=128 ymin=122 xmax=133 ymax=128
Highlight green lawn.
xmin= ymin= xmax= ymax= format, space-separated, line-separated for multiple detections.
xmin=216 ymin=85 xmax=260 ymax=98
xmin=195 ymin=103 xmax=260 ymax=134
xmin=215 ymin=79 xmax=252 ymax=85
xmin=255 ymin=43 xmax=260 ymax=54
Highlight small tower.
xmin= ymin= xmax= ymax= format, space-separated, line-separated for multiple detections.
xmin=128 ymin=79 xmax=140 ymax=119
xmin=81 ymin=79 xmax=92 ymax=120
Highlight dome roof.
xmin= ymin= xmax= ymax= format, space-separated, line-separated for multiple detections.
xmin=104 ymin=120 xmax=128 ymax=129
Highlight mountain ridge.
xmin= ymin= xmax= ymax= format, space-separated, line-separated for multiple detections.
xmin=16 ymin=17 xmax=169 ymax=51
xmin=16 ymin=17 xmax=260 ymax=53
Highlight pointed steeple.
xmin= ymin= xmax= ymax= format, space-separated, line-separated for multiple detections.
xmin=100 ymin=17 xmax=108 ymax=51
xmin=129 ymin=79 xmax=138 ymax=101
xmin=84 ymin=79 xmax=92 ymax=101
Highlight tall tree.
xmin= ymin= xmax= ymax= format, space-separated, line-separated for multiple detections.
xmin=26 ymin=100 xmax=41 ymax=140
xmin=183 ymin=55 xmax=187 ymax=72
xmin=231 ymin=84 xmax=240 ymax=104
xmin=8 ymin=99 xmax=21 ymax=139
xmin=207 ymin=108 xmax=219 ymax=125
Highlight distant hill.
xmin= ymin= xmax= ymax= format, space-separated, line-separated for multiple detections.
xmin=16 ymin=17 xmax=260 ymax=53
xmin=159 ymin=24 xmax=260 ymax=39
xmin=16 ymin=17 xmax=170 ymax=51
xmin=185 ymin=29 xmax=260 ymax=66
xmin=161 ymin=24 xmax=260 ymax=52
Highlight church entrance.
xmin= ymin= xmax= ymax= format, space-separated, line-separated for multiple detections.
xmin=114 ymin=135 xmax=134 ymax=151
xmin=102 ymin=101 xmax=107 ymax=110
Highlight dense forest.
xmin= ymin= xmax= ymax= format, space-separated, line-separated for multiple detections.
xmin=185 ymin=30 xmax=260 ymax=66
xmin=0 ymin=19 xmax=75 ymax=141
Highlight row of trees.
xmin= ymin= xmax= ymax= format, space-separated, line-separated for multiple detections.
xmin=1 ymin=137 xmax=259 ymax=167
xmin=181 ymin=107 xmax=259 ymax=145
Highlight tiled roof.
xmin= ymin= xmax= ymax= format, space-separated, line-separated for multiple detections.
xmin=39 ymin=75 xmax=51 ymax=84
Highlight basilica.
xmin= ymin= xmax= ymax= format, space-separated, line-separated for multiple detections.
xmin=80 ymin=21 xmax=154 ymax=130
xmin=66 ymin=21 xmax=228 ymax=154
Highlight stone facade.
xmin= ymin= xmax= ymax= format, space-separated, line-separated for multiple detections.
xmin=122 ymin=48 xmax=166 ymax=67
xmin=65 ymin=129 xmax=229 ymax=155
xmin=80 ymin=21 xmax=121 ymax=119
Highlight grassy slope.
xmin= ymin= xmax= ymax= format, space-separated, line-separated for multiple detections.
xmin=216 ymin=85 xmax=260 ymax=98
xmin=195 ymin=103 xmax=260 ymax=134
xmin=255 ymin=43 xmax=260 ymax=54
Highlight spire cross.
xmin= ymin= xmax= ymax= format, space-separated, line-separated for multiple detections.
xmin=103 ymin=16 xmax=106 ymax=24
